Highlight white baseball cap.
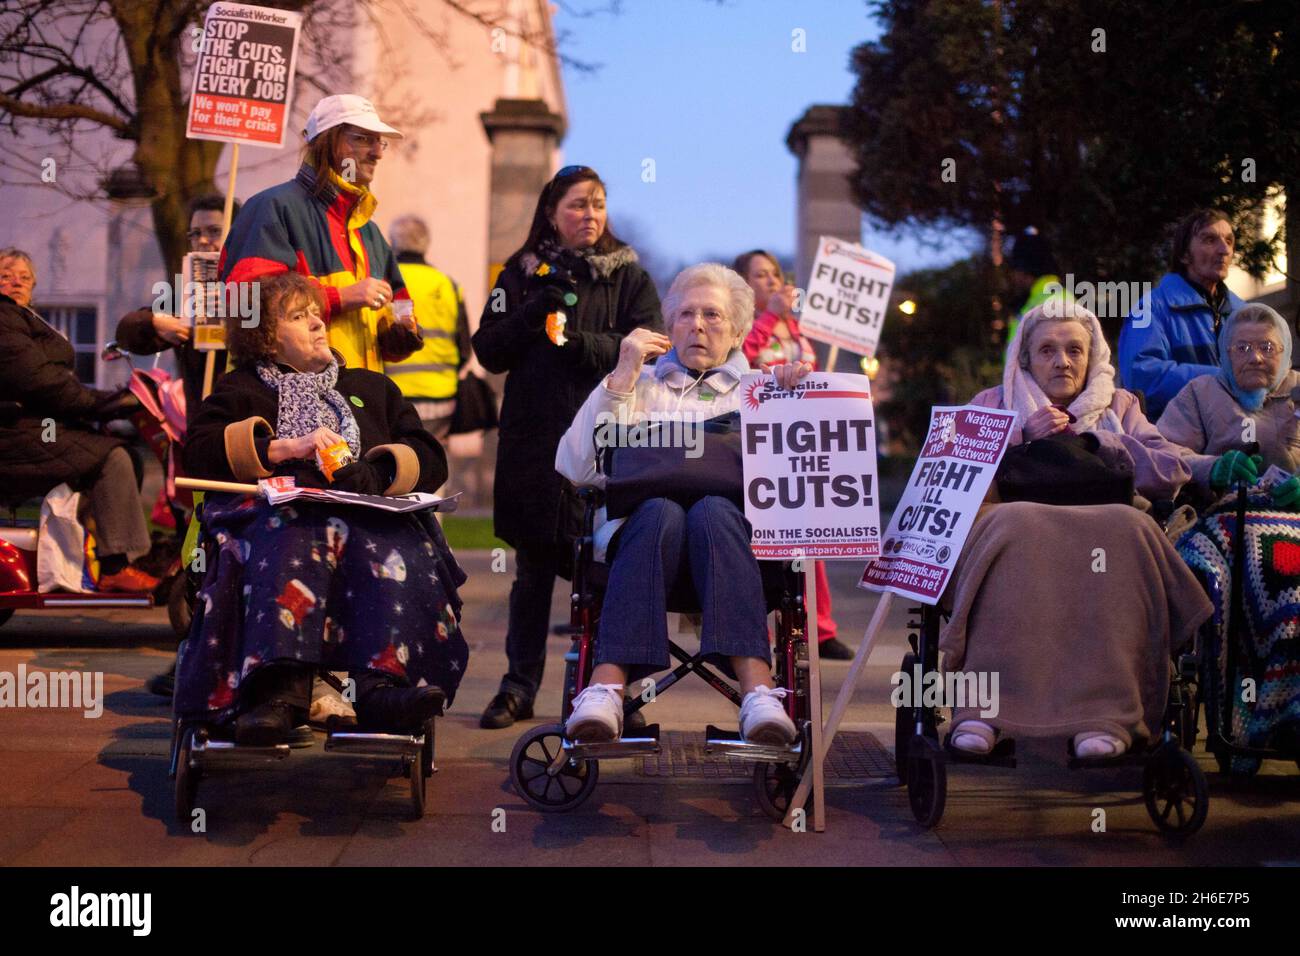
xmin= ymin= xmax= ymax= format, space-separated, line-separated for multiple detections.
xmin=304 ymin=94 xmax=403 ymax=142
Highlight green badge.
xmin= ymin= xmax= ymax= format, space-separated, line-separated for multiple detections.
xmin=349 ymin=395 xmax=364 ymax=408
xmin=698 ymin=388 xmax=715 ymax=402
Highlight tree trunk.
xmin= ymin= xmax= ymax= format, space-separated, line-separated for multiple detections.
xmin=111 ymin=0 xmax=223 ymax=276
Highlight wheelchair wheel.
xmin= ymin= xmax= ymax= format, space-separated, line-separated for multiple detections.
xmin=408 ymin=755 xmax=427 ymax=819
xmin=893 ymin=653 xmax=919 ymax=787
xmin=1144 ymin=745 xmax=1208 ymax=835
xmin=509 ymin=723 xmax=598 ymax=812
xmin=421 ymin=718 xmax=435 ymax=778
xmin=906 ymin=734 xmax=947 ymax=828
xmin=174 ymin=727 xmax=201 ymax=825
xmin=752 ymin=762 xmax=810 ymax=823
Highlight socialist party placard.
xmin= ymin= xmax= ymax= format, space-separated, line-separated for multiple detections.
xmin=186 ymin=3 xmax=302 ymax=148
xmin=740 ymin=372 xmax=881 ymax=560
xmin=799 ymin=237 xmax=896 ymax=357
xmin=859 ymin=406 xmax=1016 ymax=604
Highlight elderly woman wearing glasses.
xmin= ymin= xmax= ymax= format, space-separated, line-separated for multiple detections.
xmin=553 ymin=263 xmax=812 ymax=745
xmin=471 ymin=165 xmax=662 ymax=730
xmin=1157 ymin=303 xmax=1300 ymax=499
xmin=219 ymin=94 xmax=420 ymax=373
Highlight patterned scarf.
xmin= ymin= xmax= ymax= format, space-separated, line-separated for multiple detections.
xmin=255 ymin=358 xmax=361 ymax=458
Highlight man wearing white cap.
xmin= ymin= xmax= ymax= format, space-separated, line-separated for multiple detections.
xmin=219 ymin=94 xmax=422 ymax=372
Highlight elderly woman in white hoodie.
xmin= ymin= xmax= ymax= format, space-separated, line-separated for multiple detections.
xmin=554 ymin=263 xmax=811 ymax=746
xmin=942 ymin=300 xmax=1210 ymax=759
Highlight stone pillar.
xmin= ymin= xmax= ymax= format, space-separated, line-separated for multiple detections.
xmin=479 ymin=98 xmax=566 ymax=279
xmin=460 ymin=99 xmax=565 ymax=512
xmin=786 ymin=105 xmax=861 ymax=289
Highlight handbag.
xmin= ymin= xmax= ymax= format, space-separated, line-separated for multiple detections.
xmin=994 ymin=432 xmax=1134 ymax=506
xmin=601 ymin=411 xmax=745 ymax=520
xmin=449 ymin=373 xmax=499 ymax=435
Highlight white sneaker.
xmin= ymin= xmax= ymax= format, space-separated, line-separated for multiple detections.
xmin=1074 ymin=731 xmax=1127 ymax=758
xmin=565 ymin=683 xmax=624 ymax=742
xmin=739 ymin=685 xmax=797 ymax=745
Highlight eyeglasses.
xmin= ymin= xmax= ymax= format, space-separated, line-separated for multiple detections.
xmin=676 ymin=308 xmax=728 ymax=328
xmin=556 ymin=165 xmax=593 ymax=179
xmin=187 ymin=226 xmax=224 ymax=243
xmin=1230 ymin=341 xmax=1280 ymax=357
xmin=344 ymin=131 xmax=389 ymax=152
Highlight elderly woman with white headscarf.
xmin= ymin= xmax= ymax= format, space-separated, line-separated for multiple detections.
xmin=1157 ymin=303 xmax=1300 ymax=501
xmin=971 ymin=300 xmax=1191 ymax=501
xmin=939 ymin=300 xmax=1211 ymax=759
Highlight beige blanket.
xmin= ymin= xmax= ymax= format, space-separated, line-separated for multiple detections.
xmin=939 ymin=501 xmax=1213 ymax=746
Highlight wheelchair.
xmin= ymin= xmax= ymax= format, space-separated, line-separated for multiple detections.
xmin=894 ymin=602 xmax=1207 ymax=835
xmin=1182 ymin=481 xmax=1300 ymax=779
xmin=508 ymin=488 xmax=814 ymax=821
xmin=167 ymin=494 xmax=443 ymax=824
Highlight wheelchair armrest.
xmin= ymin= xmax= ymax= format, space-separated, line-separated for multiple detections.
xmin=576 ymin=486 xmax=605 ymax=506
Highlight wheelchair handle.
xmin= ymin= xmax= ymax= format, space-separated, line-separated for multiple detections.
xmin=176 ymin=477 xmax=260 ymax=496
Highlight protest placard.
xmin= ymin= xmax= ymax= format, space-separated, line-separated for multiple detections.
xmin=186 ymin=2 xmax=302 ymax=148
xmin=859 ymin=405 xmax=1016 ymax=603
xmin=799 ymin=237 xmax=895 ymax=357
xmin=180 ymin=252 xmax=225 ymax=351
xmin=740 ymin=372 xmax=881 ymax=559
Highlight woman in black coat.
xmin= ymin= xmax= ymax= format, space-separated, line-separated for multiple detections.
xmin=176 ymin=271 xmax=468 ymax=745
xmin=0 ymin=249 xmax=156 ymax=592
xmin=472 ymin=166 xmax=662 ymax=728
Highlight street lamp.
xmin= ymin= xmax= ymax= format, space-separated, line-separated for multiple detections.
xmin=898 ymin=299 xmax=917 ymax=315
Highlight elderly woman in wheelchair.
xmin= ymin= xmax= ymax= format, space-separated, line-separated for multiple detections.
xmin=1157 ymin=303 xmax=1300 ymax=761
xmin=554 ymin=263 xmax=811 ymax=746
xmin=174 ymin=272 xmax=468 ymax=748
xmin=943 ymin=300 xmax=1211 ymax=760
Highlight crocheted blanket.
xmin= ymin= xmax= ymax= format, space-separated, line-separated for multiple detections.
xmin=1176 ymin=490 xmax=1300 ymax=750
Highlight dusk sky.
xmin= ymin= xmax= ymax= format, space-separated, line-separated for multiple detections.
xmin=554 ymin=0 xmax=976 ymax=277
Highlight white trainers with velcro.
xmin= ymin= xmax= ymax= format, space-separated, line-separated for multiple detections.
xmin=738 ymin=685 xmax=797 ymax=745
xmin=565 ymin=682 xmax=624 ymax=742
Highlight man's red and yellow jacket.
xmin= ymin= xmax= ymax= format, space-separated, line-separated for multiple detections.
xmin=219 ymin=164 xmax=413 ymax=371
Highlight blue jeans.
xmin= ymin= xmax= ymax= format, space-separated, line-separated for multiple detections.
xmin=597 ymin=496 xmax=770 ymax=676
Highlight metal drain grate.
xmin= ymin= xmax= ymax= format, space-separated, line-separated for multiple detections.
xmin=638 ymin=731 xmax=894 ymax=780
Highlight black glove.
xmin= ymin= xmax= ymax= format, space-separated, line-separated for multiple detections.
xmin=93 ymin=390 xmax=141 ymax=422
xmin=330 ymin=459 xmax=387 ymax=495
xmin=521 ymin=283 xmax=571 ymax=330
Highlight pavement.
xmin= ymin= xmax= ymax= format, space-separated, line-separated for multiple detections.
xmin=2 ymin=556 xmax=1299 ymax=867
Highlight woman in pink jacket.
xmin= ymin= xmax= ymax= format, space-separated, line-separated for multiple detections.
xmin=734 ymin=249 xmax=851 ymax=660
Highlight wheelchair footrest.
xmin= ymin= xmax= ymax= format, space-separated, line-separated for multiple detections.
xmin=193 ymin=738 xmax=292 ymax=767
xmin=563 ymin=724 xmax=661 ymax=761
xmin=324 ymin=730 xmax=424 ymax=757
xmin=943 ymin=735 xmax=1017 ymax=768
xmin=703 ymin=724 xmax=802 ymax=764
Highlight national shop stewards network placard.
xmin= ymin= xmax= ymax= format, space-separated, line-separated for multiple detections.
xmin=186 ymin=2 xmax=303 ymax=148
xmin=740 ymin=372 xmax=881 ymax=560
xmin=860 ymin=405 xmax=1015 ymax=604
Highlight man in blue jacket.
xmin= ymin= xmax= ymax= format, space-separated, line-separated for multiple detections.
xmin=1118 ymin=209 xmax=1244 ymax=419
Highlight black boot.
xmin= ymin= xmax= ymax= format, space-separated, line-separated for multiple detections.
xmin=233 ymin=664 xmax=311 ymax=745
xmin=479 ymin=691 xmax=533 ymax=729
xmin=355 ymin=675 xmax=445 ymax=733
xmin=234 ymin=701 xmax=297 ymax=746
xmin=146 ymin=660 xmax=176 ymax=698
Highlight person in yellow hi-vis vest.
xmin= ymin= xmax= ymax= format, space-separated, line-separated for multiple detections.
xmin=385 ymin=215 xmax=471 ymax=439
